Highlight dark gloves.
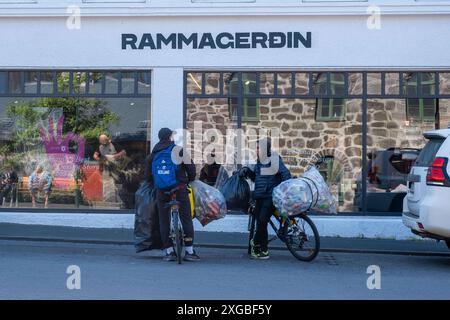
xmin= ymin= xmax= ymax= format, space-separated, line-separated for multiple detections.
xmin=239 ymin=167 xmax=251 ymax=178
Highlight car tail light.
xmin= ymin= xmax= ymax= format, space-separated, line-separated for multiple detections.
xmin=426 ymin=157 xmax=450 ymax=187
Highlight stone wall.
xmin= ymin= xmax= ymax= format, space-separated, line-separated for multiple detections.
xmin=242 ymin=98 xmax=362 ymax=212
xmin=185 ymin=72 xmax=450 ymax=212
xmin=368 ymin=99 xmax=432 ymax=150
xmin=186 ymin=96 xmax=363 ymax=211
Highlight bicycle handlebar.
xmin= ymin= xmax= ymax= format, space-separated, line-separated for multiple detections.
xmin=163 ymin=185 xmax=186 ymax=197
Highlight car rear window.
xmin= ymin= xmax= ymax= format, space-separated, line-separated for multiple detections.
xmin=415 ymin=138 xmax=445 ymax=167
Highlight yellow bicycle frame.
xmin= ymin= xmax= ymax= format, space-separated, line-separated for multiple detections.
xmin=274 ymin=209 xmax=297 ymax=225
xmin=187 ymin=186 xmax=195 ymax=219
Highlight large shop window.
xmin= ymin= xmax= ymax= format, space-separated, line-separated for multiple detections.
xmin=186 ymin=72 xmax=363 ymax=213
xmin=186 ymin=71 xmax=450 ymax=215
xmin=0 ymin=70 xmax=151 ymax=210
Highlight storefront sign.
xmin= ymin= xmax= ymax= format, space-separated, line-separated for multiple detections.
xmin=122 ymin=32 xmax=312 ymax=50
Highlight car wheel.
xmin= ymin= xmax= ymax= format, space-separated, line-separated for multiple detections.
xmin=446 ymin=240 xmax=450 ymax=250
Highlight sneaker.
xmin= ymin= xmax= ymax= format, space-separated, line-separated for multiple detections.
xmin=250 ymin=250 xmax=270 ymax=260
xmin=183 ymin=251 xmax=201 ymax=262
xmin=163 ymin=251 xmax=177 ymax=262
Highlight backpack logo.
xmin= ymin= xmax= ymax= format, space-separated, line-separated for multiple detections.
xmin=152 ymin=146 xmax=179 ymax=190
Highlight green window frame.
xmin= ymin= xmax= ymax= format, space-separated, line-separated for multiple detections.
xmin=315 ymin=73 xmax=346 ymax=122
xmin=228 ymin=73 xmax=260 ymax=122
xmin=315 ymin=98 xmax=346 ymax=122
xmin=229 ymin=98 xmax=260 ymax=122
xmin=317 ymin=156 xmax=334 ymax=182
xmin=316 ymin=156 xmax=344 ymax=205
xmin=406 ymin=98 xmax=436 ymax=122
xmin=404 ymin=72 xmax=435 ymax=96
xmin=404 ymin=72 xmax=436 ymax=122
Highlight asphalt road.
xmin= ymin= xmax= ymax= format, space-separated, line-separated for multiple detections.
xmin=0 ymin=240 xmax=449 ymax=300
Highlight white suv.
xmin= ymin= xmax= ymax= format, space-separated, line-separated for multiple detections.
xmin=403 ymin=128 xmax=450 ymax=249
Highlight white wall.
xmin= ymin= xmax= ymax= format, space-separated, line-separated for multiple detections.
xmin=2 ymin=0 xmax=450 ymax=16
xmin=0 ymin=15 xmax=450 ymax=69
xmin=0 ymin=14 xmax=449 ymax=145
xmin=151 ymin=67 xmax=184 ymax=146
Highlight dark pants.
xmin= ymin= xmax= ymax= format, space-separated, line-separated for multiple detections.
xmin=253 ymin=197 xmax=275 ymax=252
xmin=156 ymin=188 xmax=194 ymax=249
xmin=0 ymin=184 xmax=15 ymax=206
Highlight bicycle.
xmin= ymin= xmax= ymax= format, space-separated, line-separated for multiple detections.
xmin=247 ymin=201 xmax=320 ymax=262
xmin=165 ymin=187 xmax=185 ymax=264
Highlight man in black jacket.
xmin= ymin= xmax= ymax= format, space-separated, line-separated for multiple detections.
xmin=199 ymin=152 xmax=221 ymax=186
xmin=242 ymin=138 xmax=291 ymax=259
xmin=144 ymin=128 xmax=199 ymax=262
xmin=0 ymin=166 xmax=18 ymax=206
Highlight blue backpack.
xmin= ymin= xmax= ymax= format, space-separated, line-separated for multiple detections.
xmin=152 ymin=145 xmax=179 ymax=190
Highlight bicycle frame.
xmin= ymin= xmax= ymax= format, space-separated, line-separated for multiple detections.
xmin=247 ymin=201 xmax=320 ymax=261
xmin=168 ymin=191 xmax=184 ymax=264
xmin=170 ymin=210 xmax=184 ymax=241
xmin=263 ymin=210 xmax=302 ymax=244
xmin=268 ymin=214 xmax=285 ymax=243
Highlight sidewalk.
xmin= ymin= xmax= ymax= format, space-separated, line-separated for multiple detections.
xmin=1 ymin=222 xmax=449 ymax=256
xmin=0 ymin=211 xmax=420 ymax=240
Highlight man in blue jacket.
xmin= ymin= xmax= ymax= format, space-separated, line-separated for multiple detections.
xmin=241 ymin=138 xmax=291 ymax=259
xmin=144 ymin=128 xmax=199 ymax=262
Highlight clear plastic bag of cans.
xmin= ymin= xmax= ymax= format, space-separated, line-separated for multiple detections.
xmin=272 ymin=166 xmax=337 ymax=216
xmin=191 ymin=180 xmax=227 ymax=226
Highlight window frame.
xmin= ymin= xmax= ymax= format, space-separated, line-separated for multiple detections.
xmin=0 ymin=69 xmax=152 ymax=213
xmin=406 ymin=98 xmax=437 ymax=122
xmin=184 ymin=70 xmax=450 ymax=216
xmin=314 ymin=73 xmax=346 ymax=122
xmin=228 ymin=73 xmax=260 ymax=122
xmin=315 ymin=98 xmax=346 ymax=122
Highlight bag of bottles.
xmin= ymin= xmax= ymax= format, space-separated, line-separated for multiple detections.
xmin=272 ymin=166 xmax=337 ymax=216
xmin=190 ymin=180 xmax=227 ymax=226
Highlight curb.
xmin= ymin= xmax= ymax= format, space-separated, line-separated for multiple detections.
xmin=0 ymin=212 xmax=420 ymax=240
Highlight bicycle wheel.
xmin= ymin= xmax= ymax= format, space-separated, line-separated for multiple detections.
xmin=172 ymin=211 xmax=183 ymax=264
xmin=176 ymin=228 xmax=183 ymax=265
xmin=246 ymin=201 xmax=256 ymax=256
xmin=247 ymin=213 xmax=256 ymax=256
xmin=283 ymin=214 xmax=320 ymax=262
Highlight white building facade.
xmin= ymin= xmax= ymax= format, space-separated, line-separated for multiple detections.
xmin=0 ymin=0 xmax=449 ymax=217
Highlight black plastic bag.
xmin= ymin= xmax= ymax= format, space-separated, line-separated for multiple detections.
xmin=213 ymin=165 xmax=230 ymax=190
xmin=219 ymin=171 xmax=251 ymax=212
xmin=134 ymin=181 xmax=163 ymax=252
